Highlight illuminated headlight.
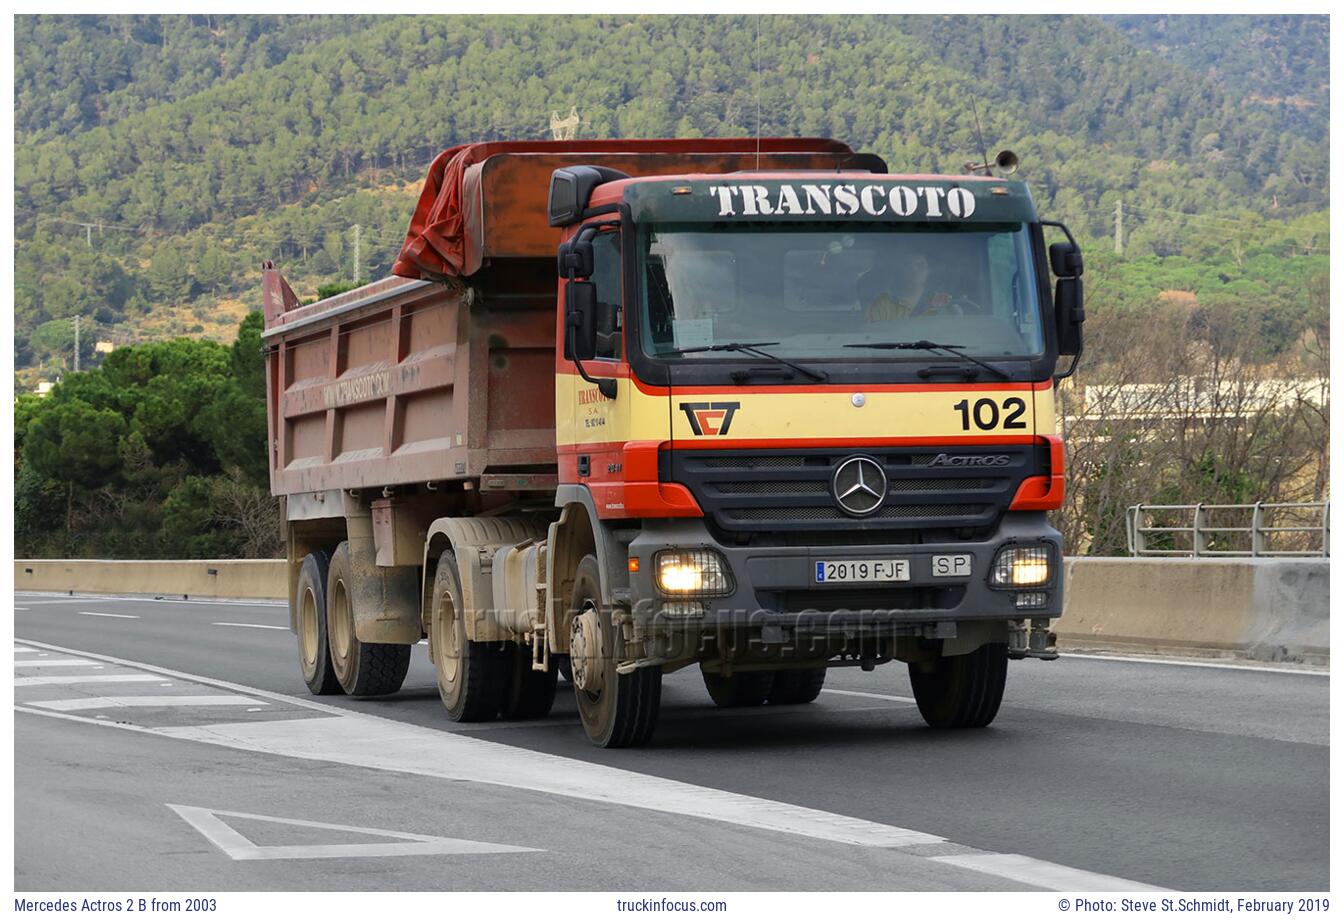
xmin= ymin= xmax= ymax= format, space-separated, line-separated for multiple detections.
xmin=990 ymin=545 xmax=1053 ymax=588
xmin=654 ymin=550 xmax=734 ymax=596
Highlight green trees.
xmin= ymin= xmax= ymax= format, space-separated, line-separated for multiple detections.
xmin=11 ymin=15 xmax=1329 ymax=372
xmin=13 ymin=313 xmax=279 ymax=559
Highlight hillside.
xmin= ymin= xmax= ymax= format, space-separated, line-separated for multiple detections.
xmin=14 ymin=14 xmax=1329 ymax=378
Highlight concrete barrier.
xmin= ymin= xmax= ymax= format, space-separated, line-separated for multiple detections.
xmin=14 ymin=556 xmax=1329 ymax=661
xmin=13 ymin=559 xmax=287 ymax=601
xmin=1057 ymin=557 xmax=1329 ymax=663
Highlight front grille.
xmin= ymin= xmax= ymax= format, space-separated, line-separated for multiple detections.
xmin=729 ymin=504 xmax=988 ymax=525
xmin=664 ymin=445 xmax=1045 ymax=536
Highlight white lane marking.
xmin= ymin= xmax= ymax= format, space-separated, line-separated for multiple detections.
xmin=821 ymin=688 xmax=918 ymax=704
xmin=28 ymin=695 xmax=267 ymax=712
xmin=15 ymin=607 xmax=28 ymax=611
xmin=167 ymin=804 xmax=541 ymax=860
xmin=14 ymin=659 xmax=103 ymax=668
xmin=14 ymin=647 xmax=40 ymax=654
xmin=78 ymin=611 xmax=141 ymax=619
xmin=13 ymin=598 xmax=105 ymax=606
xmin=16 ymin=674 xmax=166 ymax=687
xmin=931 ymin=852 xmax=1168 ymax=892
xmin=1062 ymin=652 xmax=1329 ymax=676
xmin=14 ymin=639 xmax=1163 ymax=889
xmin=212 ymin=622 xmax=288 ymax=631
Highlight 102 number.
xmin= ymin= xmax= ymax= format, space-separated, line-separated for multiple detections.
xmin=953 ymin=397 xmax=1027 ymax=431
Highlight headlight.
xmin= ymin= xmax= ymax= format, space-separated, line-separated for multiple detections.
xmin=654 ymin=549 xmax=734 ymax=596
xmin=989 ymin=544 xmax=1053 ymax=588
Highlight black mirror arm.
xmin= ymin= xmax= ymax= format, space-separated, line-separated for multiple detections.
xmin=1054 ymin=345 xmax=1083 ymax=382
xmin=565 ymin=269 xmax=617 ymax=399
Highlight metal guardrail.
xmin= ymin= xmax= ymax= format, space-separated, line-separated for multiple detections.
xmin=1127 ymin=502 xmax=1330 ymax=558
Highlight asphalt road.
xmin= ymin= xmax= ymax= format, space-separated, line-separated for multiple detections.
xmin=13 ymin=591 xmax=1329 ymax=892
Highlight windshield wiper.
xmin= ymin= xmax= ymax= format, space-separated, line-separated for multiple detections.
xmin=659 ymin=341 xmax=828 ymax=382
xmin=843 ymin=340 xmax=1011 ymax=381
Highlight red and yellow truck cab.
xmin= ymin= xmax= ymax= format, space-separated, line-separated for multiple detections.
xmin=264 ymin=138 xmax=1084 ymax=747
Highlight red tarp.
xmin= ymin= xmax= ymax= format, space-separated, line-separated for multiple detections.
xmin=392 ymin=138 xmax=855 ymax=283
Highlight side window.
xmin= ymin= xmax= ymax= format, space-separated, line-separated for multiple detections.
xmin=591 ymin=232 xmax=622 ymax=360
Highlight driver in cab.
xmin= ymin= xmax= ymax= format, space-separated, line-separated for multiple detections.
xmin=861 ymin=248 xmax=970 ymax=322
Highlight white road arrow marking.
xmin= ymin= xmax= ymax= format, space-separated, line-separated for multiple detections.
xmin=167 ymin=804 xmax=542 ymax=860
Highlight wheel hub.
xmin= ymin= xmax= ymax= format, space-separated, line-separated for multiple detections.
xmin=570 ymin=606 xmax=605 ymax=694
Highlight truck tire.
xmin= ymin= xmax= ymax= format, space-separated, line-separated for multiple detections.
xmin=766 ymin=667 xmax=827 ymax=705
xmin=325 ymin=541 xmax=412 ymax=697
xmin=702 ymin=670 xmax=774 ymax=707
xmin=908 ymin=642 xmax=1008 ymax=729
xmin=570 ymin=555 xmax=661 ymax=748
xmin=295 ymin=550 xmax=341 ymax=695
xmin=500 ymin=642 xmax=558 ymax=720
xmin=430 ymin=549 xmax=505 ymax=722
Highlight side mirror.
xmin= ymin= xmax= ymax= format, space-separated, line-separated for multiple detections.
xmin=556 ymin=237 xmax=594 ymax=279
xmin=564 ymin=281 xmax=598 ymax=362
xmin=1049 ymin=241 xmax=1084 ymax=278
xmin=1055 ymin=277 xmax=1084 ymax=356
xmin=548 ymin=165 xmax=631 ymax=227
xmin=1041 ymin=221 xmax=1085 ymax=371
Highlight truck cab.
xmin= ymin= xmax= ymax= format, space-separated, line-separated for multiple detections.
xmin=548 ymin=164 xmax=1083 ymax=737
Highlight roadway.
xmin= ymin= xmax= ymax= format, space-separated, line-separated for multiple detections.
xmin=13 ymin=591 xmax=1330 ymax=892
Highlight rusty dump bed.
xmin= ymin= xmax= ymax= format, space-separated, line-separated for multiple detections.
xmin=262 ymin=138 xmax=858 ymax=498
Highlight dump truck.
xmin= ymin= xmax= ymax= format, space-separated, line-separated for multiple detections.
xmin=261 ymin=137 xmax=1084 ymax=747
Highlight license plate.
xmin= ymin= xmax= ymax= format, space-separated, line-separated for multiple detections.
xmin=815 ymin=559 xmax=910 ymax=584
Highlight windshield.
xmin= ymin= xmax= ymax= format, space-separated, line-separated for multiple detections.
xmin=639 ymin=223 xmax=1045 ymax=361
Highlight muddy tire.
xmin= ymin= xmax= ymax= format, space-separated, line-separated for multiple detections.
xmin=702 ymin=670 xmax=774 ymax=707
xmin=295 ymin=550 xmax=342 ymax=695
xmin=430 ymin=549 xmax=505 ymax=721
xmin=500 ymin=642 xmax=559 ymax=720
xmin=325 ymin=542 xmax=412 ymax=698
xmin=571 ymin=555 xmax=660 ymax=748
xmin=908 ymin=642 xmax=1008 ymax=729
xmin=766 ymin=667 xmax=827 ymax=705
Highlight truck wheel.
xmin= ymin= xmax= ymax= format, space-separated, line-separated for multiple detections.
xmin=702 ymin=670 xmax=774 ymax=707
xmin=430 ymin=549 xmax=505 ymax=721
xmin=767 ymin=667 xmax=827 ymax=705
xmin=908 ymin=642 xmax=1008 ymax=729
xmin=500 ymin=642 xmax=558 ymax=720
xmin=326 ymin=542 xmax=412 ymax=697
xmin=570 ymin=555 xmax=660 ymax=748
xmin=295 ymin=550 xmax=341 ymax=695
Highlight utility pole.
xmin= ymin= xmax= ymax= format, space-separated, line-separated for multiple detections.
xmin=73 ymin=316 xmax=80 ymax=373
xmin=1114 ymin=199 xmax=1124 ymax=255
xmin=352 ymin=223 xmax=361 ymax=284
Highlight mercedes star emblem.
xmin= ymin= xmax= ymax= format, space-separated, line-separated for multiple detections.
xmin=831 ymin=456 xmax=887 ymax=517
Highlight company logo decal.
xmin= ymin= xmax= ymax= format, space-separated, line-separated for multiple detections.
xmin=832 ymin=456 xmax=888 ymax=517
xmin=323 ymin=370 xmax=391 ymax=409
xmin=707 ymin=183 xmax=977 ymax=220
xmin=679 ymin=402 xmax=740 ymax=436
xmin=928 ymin=453 xmax=1012 ymax=467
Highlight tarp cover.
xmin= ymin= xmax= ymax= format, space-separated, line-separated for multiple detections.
xmin=392 ymin=138 xmax=854 ymax=283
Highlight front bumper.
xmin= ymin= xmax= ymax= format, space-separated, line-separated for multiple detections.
xmin=625 ymin=511 xmax=1063 ymax=633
